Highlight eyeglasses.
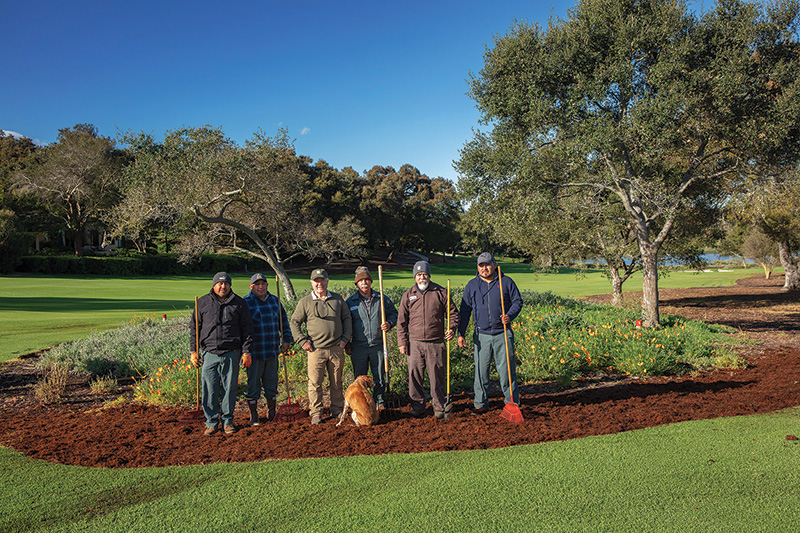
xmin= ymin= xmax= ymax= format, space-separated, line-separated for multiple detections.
xmin=313 ymin=299 xmax=336 ymax=319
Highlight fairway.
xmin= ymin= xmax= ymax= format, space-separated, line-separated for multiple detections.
xmin=1 ymin=408 xmax=798 ymax=531
xmin=0 ymin=265 xmax=761 ymax=363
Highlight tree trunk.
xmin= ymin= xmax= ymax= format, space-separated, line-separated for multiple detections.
xmin=778 ymin=240 xmax=800 ymax=291
xmin=609 ymin=267 xmax=624 ymax=307
xmin=73 ymin=227 xmax=84 ymax=256
xmin=193 ymin=209 xmax=297 ymax=300
xmin=275 ymin=268 xmax=296 ymax=301
xmin=640 ymin=246 xmax=660 ymax=327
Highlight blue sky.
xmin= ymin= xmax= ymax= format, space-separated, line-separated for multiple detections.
xmin=1 ymin=1 xmax=704 ymax=182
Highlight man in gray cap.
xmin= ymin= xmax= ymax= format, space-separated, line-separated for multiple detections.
xmin=290 ymin=268 xmax=352 ymax=425
xmin=345 ymin=266 xmax=398 ymax=411
xmin=397 ymin=260 xmax=458 ymax=418
xmin=457 ymin=253 xmax=523 ymax=413
xmin=243 ymin=273 xmax=293 ymax=425
xmin=190 ymin=272 xmax=254 ymax=436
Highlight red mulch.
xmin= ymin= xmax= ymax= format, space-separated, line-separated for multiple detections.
xmin=1 ymin=274 xmax=799 ymax=468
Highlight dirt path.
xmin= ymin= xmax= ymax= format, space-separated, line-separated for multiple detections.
xmin=1 ymin=274 xmax=798 ymax=467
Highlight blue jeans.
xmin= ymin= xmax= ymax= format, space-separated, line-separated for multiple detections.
xmin=245 ymin=358 xmax=279 ymax=400
xmin=201 ymin=350 xmax=240 ymax=428
xmin=350 ymin=343 xmax=386 ymax=407
xmin=473 ymin=330 xmax=519 ymax=408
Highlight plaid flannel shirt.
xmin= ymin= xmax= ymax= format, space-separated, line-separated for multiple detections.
xmin=244 ymin=291 xmax=293 ymax=360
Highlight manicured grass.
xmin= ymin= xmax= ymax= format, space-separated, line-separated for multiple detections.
xmin=0 ymin=265 xmax=762 ymax=363
xmin=2 ymin=408 xmax=798 ymax=531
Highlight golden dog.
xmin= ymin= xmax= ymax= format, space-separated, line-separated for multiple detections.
xmin=336 ymin=375 xmax=379 ymax=427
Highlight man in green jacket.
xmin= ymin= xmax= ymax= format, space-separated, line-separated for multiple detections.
xmin=345 ymin=266 xmax=397 ymax=411
xmin=290 ymin=268 xmax=352 ymax=425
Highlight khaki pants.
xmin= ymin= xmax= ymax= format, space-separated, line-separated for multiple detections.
xmin=307 ymin=345 xmax=345 ymax=418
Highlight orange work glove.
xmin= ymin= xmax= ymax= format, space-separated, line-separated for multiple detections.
xmin=190 ymin=352 xmax=202 ymax=368
xmin=241 ymin=353 xmax=253 ymax=369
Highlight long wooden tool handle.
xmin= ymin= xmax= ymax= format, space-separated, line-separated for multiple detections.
xmin=194 ymin=296 xmax=200 ymax=409
xmin=378 ymin=266 xmax=389 ymax=383
xmin=446 ymin=279 xmax=451 ymax=396
xmin=498 ymin=265 xmax=513 ymax=402
xmin=276 ymin=275 xmax=292 ymax=402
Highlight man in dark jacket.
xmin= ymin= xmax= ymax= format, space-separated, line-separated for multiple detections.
xmin=457 ymin=253 xmax=523 ymax=413
xmin=397 ymin=261 xmax=458 ymax=419
xmin=345 ymin=266 xmax=397 ymax=411
xmin=190 ymin=272 xmax=254 ymax=436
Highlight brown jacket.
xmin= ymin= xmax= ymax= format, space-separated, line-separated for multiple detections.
xmin=397 ymin=281 xmax=458 ymax=349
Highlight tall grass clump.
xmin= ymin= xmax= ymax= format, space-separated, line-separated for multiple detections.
xmin=33 ymin=361 xmax=70 ymax=404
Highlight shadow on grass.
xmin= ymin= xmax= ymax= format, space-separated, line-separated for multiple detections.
xmin=1 ymin=466 xmax=218 ymax=532
xmin=0 ymin=297 xmax=194 ymax=314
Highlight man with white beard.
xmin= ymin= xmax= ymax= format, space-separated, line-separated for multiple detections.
xmin=396 ymin=261 xmax=459 ymax=418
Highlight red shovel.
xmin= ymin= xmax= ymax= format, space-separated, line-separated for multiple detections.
xmin=498 ymin=265 xmax=523 ymax=423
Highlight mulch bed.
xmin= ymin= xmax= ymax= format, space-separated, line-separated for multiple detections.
xmin=1 ymin=274 xmax=798 ymax=468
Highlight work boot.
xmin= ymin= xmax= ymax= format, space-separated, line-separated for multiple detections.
xmin=248 ymin=399 xmax=260 ymax=426
xmin=266 ymin=398 xmax=277 ymax=421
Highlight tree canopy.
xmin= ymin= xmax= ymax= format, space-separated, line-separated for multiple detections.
xmin=458 ymin=0 xmax=800 ymax=324
xmin=14 ymin=124 xmax=125 ymax=255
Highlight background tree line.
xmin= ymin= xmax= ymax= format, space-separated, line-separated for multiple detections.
xmin=0 ymin=125 xmax=461 ymax=299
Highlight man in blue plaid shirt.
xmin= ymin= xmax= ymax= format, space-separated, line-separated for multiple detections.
xmin=243 ymin=273 xmax=293 ymax=425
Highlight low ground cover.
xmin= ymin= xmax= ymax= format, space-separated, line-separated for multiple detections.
xmin=37 ymin=288 xmax=742 ymax=407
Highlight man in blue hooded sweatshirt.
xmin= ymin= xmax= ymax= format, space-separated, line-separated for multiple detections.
xmin=457 ymin=253 xmax=523 ymax=413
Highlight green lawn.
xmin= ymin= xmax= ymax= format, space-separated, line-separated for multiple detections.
xmin=1 ymin=408 xmax=798 ymax=532
xmin=0 ymin=265 xmax=762 ymax=363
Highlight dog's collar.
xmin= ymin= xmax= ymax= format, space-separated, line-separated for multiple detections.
xmin=355 ymin=376 xmax=373 ymax=390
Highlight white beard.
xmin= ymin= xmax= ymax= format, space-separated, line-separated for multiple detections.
xmin=417 ymin=279 xmax=429 ymax=291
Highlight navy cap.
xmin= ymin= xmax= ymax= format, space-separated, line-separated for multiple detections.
xmin=250 ymin=273 xmax=267 ymax=284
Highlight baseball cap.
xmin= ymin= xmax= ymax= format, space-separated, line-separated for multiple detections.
xmin=250 ymin=273 xmax=267 ymax=284
xmin=310 ymin=268 xmax=329 ymax=281
xmin=477 ymin=252 xmax=495 ymax=265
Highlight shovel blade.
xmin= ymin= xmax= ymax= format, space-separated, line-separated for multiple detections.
xmin=500 ymin=402 xmax=523 ymax=424
xmin=443 ymin=396 xmax=454 ymax=420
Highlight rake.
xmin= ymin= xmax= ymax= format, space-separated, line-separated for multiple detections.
xmin=273 ymin=275 xmax=307 ymax=423
xmin=498 ymin=265 xmax=523 ymax=424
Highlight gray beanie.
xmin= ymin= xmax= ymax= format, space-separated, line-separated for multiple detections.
xmin=212 ymin=271 xmax=232 ymax=285
xmin=413 ymin=261 xmax=431 ymax=276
